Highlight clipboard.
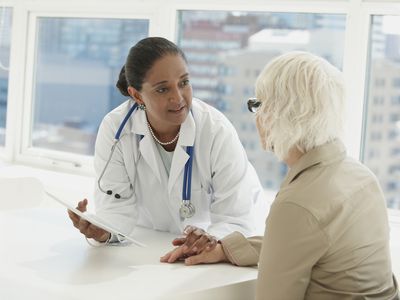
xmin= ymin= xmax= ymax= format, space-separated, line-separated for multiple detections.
xmin=45 ymin=191 xmax=146 ymax=247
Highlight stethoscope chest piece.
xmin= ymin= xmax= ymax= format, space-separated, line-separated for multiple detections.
xmin=179 ymin=201 xmax=195 ymax=219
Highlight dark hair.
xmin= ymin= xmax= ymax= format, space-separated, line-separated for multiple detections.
xmin=116 ymin=37 xmax=187 ymax=97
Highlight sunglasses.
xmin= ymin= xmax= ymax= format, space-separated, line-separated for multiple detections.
xmin=247 ymin=98 xmax=262 ymax=113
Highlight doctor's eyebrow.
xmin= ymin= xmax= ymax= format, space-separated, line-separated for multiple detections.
xmin=152 ymin=73 xmax=190 ymax=87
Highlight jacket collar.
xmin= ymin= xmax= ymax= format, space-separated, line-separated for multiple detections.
xmin=281 ymin=139 xmax=347 ymax=188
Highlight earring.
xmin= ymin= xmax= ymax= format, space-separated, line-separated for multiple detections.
xmin=138 ymin=104 xmax=146 ymax=111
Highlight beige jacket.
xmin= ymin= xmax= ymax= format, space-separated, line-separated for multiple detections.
xmin=221 ymin=140 xmax=399 ymax=300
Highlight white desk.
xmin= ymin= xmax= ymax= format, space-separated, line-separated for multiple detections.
xmin=0 ymin=208 xmax=257 ymax=300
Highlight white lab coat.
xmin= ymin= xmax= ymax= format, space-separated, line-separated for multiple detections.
xmin=94 ymin=98 xmax=263 ymax=238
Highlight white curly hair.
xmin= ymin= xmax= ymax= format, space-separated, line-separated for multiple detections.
xmin=255 ymin=51 xmax=345 ymax=161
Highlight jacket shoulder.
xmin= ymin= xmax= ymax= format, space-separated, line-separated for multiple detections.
xmin=277 ymin=157 xmax=383 ymax=226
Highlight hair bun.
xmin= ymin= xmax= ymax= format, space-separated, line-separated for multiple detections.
xmin=116 ymin=65 xmax=130 ymax=97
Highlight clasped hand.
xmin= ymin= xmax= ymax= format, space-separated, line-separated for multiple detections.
xmin=160 ymin=225 xmax=227 ymax=265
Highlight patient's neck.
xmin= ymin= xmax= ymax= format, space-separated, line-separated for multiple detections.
xmin=284 ymin=147 xmax=304 ymax=168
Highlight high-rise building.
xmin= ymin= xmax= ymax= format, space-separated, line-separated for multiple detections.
xmin=364 ymin=58 xmax=400 ymax=209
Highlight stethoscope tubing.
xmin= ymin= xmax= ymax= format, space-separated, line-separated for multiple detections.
xmin=115 ymin=102 xmax=138 ymax=140
xmin=97 ymin=139 xmax=135 ymax=199
xmin=182 ymin=146 xmax=194 ymax=201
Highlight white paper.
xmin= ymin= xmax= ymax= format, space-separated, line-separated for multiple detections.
xmin=45 ymin=191 xmax=146 ymax=247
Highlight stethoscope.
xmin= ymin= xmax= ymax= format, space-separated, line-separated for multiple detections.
xmin=97 ymin=102 xmax=196 ymax=219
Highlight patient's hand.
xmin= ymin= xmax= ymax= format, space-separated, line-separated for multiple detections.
xmin=160 ymin=243 xmax=228 ymax=266
xmin=67 ymin=199 xmax=110 ymax=243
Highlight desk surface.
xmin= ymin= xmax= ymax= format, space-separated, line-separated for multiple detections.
xmin=0 ymin=208 xmax=257 ymax=300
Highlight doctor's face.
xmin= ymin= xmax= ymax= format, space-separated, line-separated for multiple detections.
xmin=135 ymin=54 xmax=192 ymax=130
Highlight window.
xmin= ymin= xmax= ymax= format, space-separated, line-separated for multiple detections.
xmin=375 ymin=78 xmax=385 ymax=87
xmin=388 ymin=165 xmax=400 ymax=175
xmin=372 ymin=114 xmax=384 ymax=123
xmin=363 ymin=15 xmax=400 ymax=210
xmin=0 ymin=7 xmax=12 ymax=147
xmin=387 ymin=181 xmax=398 ymax=191
xmin=388 ymin=129 xmax=399 ymax=139
xmin=178 ymin=10 xmax=346 ymax=192
xmin=373 ymin=96 xmax=385 ymax=105
xmin=392 ymin=78 xmax=400 ymax=87
xmin=390 ymin=113 xmax=400 ymax=122
xmin=0 ymin=1 xmax=396 ymax=213
xmin=30 ymin=17 xmax=149 ymax=155
xmin=368 ymin=148 xmax=381 ymax=159
xmin=370 ymin=131 xmax=383 ymax=140
xmin=391 ymin=96 xmax=400 ymax=105
xmin=391 ymin=147 xmax=400 ymax=156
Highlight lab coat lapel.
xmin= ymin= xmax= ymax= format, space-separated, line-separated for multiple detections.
xmin=131 ymin=110 xmax=163 ymax=183
xmin=168 ymin=111 xmax=196 ymax=195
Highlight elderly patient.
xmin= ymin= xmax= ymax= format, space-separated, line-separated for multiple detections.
xmin=161 ymin=51 xmax=399 ymax=300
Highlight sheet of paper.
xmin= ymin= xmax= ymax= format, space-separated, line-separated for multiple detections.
xmin=45 ymin=191 xmax=146 ymax=247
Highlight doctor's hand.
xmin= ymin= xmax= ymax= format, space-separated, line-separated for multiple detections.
xmin=67 ymin=199 xmax=110 ymax=243
xmin=160 ymin=225 xmax=218 ymax=263
xmin=160 ymin=243 xmax=228 ymax=266
xmin=175 ymin=225 xmax=218 ymax=254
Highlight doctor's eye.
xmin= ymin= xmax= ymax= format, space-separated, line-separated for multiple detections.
xmin=180 ymin=79 xmax=190 ymax=87
xmin=155 ymin=87 xmax=168 ymax=93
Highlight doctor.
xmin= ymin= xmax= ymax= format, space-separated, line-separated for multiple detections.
xmin=68 ymin=37 xmax=263 ymax=244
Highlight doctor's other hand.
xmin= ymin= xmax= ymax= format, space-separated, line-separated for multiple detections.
xmin=67 ymin=199 xmax=110 ymax=243
xmin=160 ymin=243 xmax=228 ymax=266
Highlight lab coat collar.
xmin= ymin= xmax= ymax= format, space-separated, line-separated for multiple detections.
xmin=177 ymin=109 xmax=196 ymax=147
xmin=130 ymin=109 xmax=163 ymax=183
xmin=129 ymin=107 xmax=196 ymax=147
xmin=169 ymin=110 xmax=196 ymax=194
xmin=129 ymin=107 xmax=196 ymax=191
xmin=130 ymin=107 xmax=147 ymax=137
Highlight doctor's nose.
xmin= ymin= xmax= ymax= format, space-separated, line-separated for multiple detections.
xmin=169 ymin=87 xmax=184 ymax=104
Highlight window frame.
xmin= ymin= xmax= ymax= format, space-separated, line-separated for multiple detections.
xmin=5 ymin=2 xmax=162 ymax=173
xmin=0 ymin=0 xmax=398 ymax=216
xmin=359 ymin=3 xmax=400 ymax=216
xmin=0 ymin=3 xmax=14 ymax=161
